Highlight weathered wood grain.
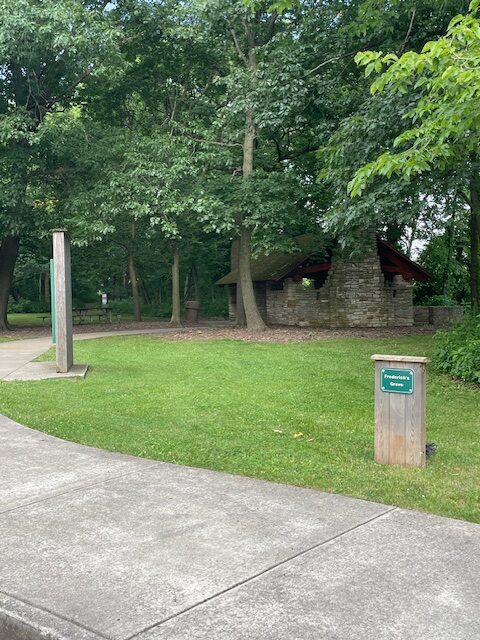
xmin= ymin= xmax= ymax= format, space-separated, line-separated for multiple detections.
xmin=371 ymin=354 xmax=429 ymax=364
xmin=53 ymin=230 xmax=73 ymax=373
xmin=374 ymin=361 xmax=390 ymax=464
xmin=372 ymin=356 xmax=427 ymax=468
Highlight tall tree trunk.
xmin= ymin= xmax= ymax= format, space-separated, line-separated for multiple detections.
xmin=128 ymin=253 xmax=142 ymax=322
xmin=231 ymin=236 xmax=246 ymax=326
xmin=128 ymin=221 xmax=141 ymax=321
xmin=0 ymin=236 xmax=20 ymax=331
xmin=239 ymin=103 xmax=266 ymax=331
xmin=469 ymin=186 xmax=480 ymax=315
xmin=192 ymin=264 xmax=200 ymax=302
xmin=45 ymin=269 xmax=50 ymax=306
xmin=170 ymin=242 xmax=181 ymax=326
xmin=406 ymin=217 xmax=418 ymax=258
xmin=238 ymin=226 xmax=265 ymax=330
xmin=442 ymin=211 xmax=456 ymax=298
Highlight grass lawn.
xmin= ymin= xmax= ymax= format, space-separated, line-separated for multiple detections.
xmin=1 ymin=334 xmax=479 ymax=522
xmin=7 ymin=313 xmax=50 ymax=327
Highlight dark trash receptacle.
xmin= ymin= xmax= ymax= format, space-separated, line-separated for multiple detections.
xmin=185 ymin=300 xmax=200 ymax=323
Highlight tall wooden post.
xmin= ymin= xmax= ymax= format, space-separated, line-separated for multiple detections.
xmin=372 ymin=354 xmax=429 ymax=468
xmin=50 ymin=258 xmax=56 ymax=345
xmin=53 ymin=230 xmax=73 ymax=373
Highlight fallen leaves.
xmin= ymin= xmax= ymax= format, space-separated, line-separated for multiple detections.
xmin=272 ymin=428 xmax=315 ymax=442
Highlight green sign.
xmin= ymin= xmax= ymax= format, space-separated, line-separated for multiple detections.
xmin=381 ymin=368 xmax=414 ymax=394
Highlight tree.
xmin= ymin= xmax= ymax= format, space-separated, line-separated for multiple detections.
xmin=0 ymin=0 xmax=121 ymax=329
xmin=197 ymin=0 xmax=347 ymax=330
xmin=349 ymin=0 xmax=480 ymax=312
xmin=49 ymin=113 xmax=207 ymax=324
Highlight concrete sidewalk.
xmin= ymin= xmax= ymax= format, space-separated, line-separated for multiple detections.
xmin=0 ymin=337 xmax=52 ymax=380
xmin=0 ymin=415 xmax=478 ymax=640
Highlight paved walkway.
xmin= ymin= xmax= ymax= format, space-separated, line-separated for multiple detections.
xmin=0 ymin=336 xmax=52 ymax=380
xmin=0 ymin=414 xmax=479 ymax=639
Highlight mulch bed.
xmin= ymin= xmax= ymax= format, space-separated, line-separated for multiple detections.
xmin=156 ymin=325 xmax=437 ymax=343
xmin=2 ymin=321 xmax=436 ymax=343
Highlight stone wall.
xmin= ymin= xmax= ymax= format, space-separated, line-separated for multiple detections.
xmin=228 ymin=283 xmax=268 ymax=323
xmin=265 ymin=248 xmax=414 ymax=328
xmin=266 ymin=278 xmax=330 ymax=327
xmin=414 ymin=306 xmax=464 ymax=328
xmin=327 ymin=247 xmax=388 ymax=327
xmin=254 ymin=283 xmax=268 ymax=322
xmin=386 ymin=275 xmax=414 ymax=327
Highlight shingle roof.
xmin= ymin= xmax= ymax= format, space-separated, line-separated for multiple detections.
xmin=216 ymin=235 xmax=431 ymax=285
xmin=216 ymin=235 xmax=318 ymax=285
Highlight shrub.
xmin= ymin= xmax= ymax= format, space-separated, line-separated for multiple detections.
xmin=433 ymin=317 xmax=480 ymax=384
xmin=109 ymin=299 xmax=171 ymax=318
xmin=108 ymin=298 xmax=228 ymax=319
xmin=8 ymin=298 xmax=50 ymax=313
xmin=200 ymin=298 xmax=228 ymax=318
xmin=425 ymin=295 xmax=458 ymax=307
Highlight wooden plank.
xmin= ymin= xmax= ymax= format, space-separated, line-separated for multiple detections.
xmin=387 ymin=360 xmax=407 ymax=466
xmin=374 ymin=361 xmax=390 ymax=464
xmin=53 ymin=230 xmax=73 ymax=373
xmin=405 ymin=362 xmax=426 ymax=467
xmin=372 ymin=354 xmax=430 ymax=364
xmin=295 ymin=263 xmax=332 ymax=275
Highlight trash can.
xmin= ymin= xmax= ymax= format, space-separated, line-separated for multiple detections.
xmin=184 ymin=300 xmax=200 ymax=323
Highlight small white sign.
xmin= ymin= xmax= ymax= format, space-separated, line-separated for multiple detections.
xmin=101 ymin=293 xmax=108 ymax=306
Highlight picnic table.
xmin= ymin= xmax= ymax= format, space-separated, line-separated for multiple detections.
xmin=73 ymin=307 xmax=113 ymax=324
xmin=39 ymin=307 xmax=114 ymax=326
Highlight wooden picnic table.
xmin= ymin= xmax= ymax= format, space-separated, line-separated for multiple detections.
xmin=39 ymin=307 xmax=114 ymax=326
xmin=72 ymin=307 xmax=113 ymax=324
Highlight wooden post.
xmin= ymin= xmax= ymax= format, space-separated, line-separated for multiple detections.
xmin=50 ymin=259 xmax=56 ymax=345
xmin=53 ymin=230 xmax=73 ymax=373
xmin=371 ymin=354 xmax=429 ymax=468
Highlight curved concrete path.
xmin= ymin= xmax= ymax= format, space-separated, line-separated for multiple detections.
xmin=0 ymin=414 xmax=479 ymax=640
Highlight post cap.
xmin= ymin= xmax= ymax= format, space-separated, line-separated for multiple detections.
xmin=371 ymin=354 xmax=430 ymax=364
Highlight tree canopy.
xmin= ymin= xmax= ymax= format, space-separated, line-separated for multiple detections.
xmin=1 ymin=0 xmax=478 ymax=330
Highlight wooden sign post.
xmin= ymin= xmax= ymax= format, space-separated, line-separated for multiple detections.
xmin=53 ymin=229 xmax=73 ymax=373
xmin=371 ymin=354 xmax=429 ymax=468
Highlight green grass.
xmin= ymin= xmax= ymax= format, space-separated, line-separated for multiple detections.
xmin=7 ymin=313 xmax=51 ymax=327
xmin=1 ymin=335 xmax=479 ymax=522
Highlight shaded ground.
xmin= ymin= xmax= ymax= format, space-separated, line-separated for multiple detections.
xmin=1 ymin=321 xmax=436 ymax=342
xmin=1 ymin=320 xmax=209 ymax=340
xmin=157 ymin=325 xmax=436 ymax=342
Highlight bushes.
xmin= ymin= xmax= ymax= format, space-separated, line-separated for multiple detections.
xmin=199 ymin=298 xmax=228 ymax=318
xmin=433 ymin=317 xmax=480 ymax=384
xmin=108 ymin=298 xmax=228 ymax=319
xmin=8 ymin=297 xmax=50 ymax=313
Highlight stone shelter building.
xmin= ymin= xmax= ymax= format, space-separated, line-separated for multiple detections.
xmin=217 ymin=235 xmax=431 ymax=328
